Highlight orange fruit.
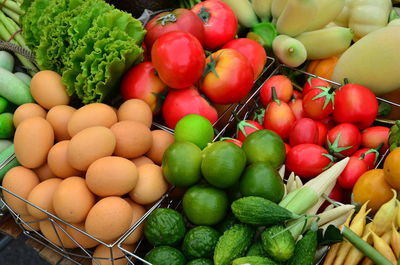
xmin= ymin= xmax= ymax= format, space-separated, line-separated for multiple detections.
xmin=353 ymin=169 xmax=393 ymax=212
xmin=383 ymin=148 xmax=400 ymax=189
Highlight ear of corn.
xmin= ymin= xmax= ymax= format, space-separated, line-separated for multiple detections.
xmin=324 ymin=243 xmax=342 ymax=265
xmin=279 ymin=164 xmax=286 ymax=179
xmin=390 ymin=222 xmax=400 ymax=258
xmin=373 ymin=190 xmax=398 ymax=236
xmin=320 ymin=209 xmax=355 ymax=233
xmin=371 ymin=230 xmax=398 ymax=264
xmin=286 ymin=172 xmax=296 ymax=193
xmin=318 ymin=205 xmax=356 ymax=226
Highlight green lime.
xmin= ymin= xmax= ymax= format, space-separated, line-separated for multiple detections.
xmin=162 ymin=141 xmax=202 ymax=187
xmin=174 ymin=114 xmax=214 ymax=149
xmin=242 ymin=129 xmax=285 ymax=168
xmin=183 ymin=184 xmax=228 ymax=225
xmin=144 ymin=208 xmax=186 ymax=246
xmin=0 ymin=113 xmax=14 ymax=139
xmin=201 ymin=141 xmax=247 ymax=188
xmin=182 ymin=226 xmax=220 ymax=259
xmin=239 ymin=162 xmax=285 ymax=203
xmin=187 ymin=258 xmax=214 ymax=265
xmin=0 ymin=97 xmax=8 ymax=114
xmin=144 ymin=246 xmax=186 ymax=265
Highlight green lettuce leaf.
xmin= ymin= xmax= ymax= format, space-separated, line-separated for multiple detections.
xmin=21 ymin=0 xmax=50 ymax=50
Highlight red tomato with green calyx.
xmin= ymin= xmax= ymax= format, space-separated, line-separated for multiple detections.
xmin=223 ymin=38 xmax=267 ymax=79
xmin=315 ymin=121 xmax=328 ymax=146
xmin=353 ymin=147 xmax=380 ymax=169
xmin=152 ymin=31 xmax=205 ymax=89
xmin=145 ymin=8 xmax=205 ymax=50
xmin=162 ymin=87 xmax=218 ymax=129
xmin=286 ymin=144 xmax=334 ymax=179
xmin=260 ymin=75 xmax=293 ymax=106
xmin=236 ymin=120 xmax=264 ymax=142
xmin=302 ymin=86 xmax=335 ymax=120
xmin=192 ymin=0 xmax=238 ymax=50
xmin=292 ymin=90 xmax=303 ymax=99
xmin=333 ymin=83 xmax=378 ymax=130
xmin=302 ymin=77 xmax=330 ymax=96
xmin=326 ymin=123 xmax=361 ymax=158
xmin=221 ymin=137 xmax=242 ymax=147
xmin=337 ymin=156 xmax=369 ymax=189
xmin=120 ymin=62 xmax=167 ymax=114
xmin=200 ymin=49 xmax=254 ymax=104
xmin=289 ymin=118 xmax=319 ymax=146
xmin=289 ymin=98 xmax=305 ymax=121
xmin=361 ymin=126 xmax=389 ymax=153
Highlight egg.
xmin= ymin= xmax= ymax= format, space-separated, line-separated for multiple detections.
xmin=53 ymin=177 xmax=96 ymax=223
xmin=110 ymin=121 xmax=152 ymax=159
xmin=65 ymin=223 xmax=99 ymax=249
xmin=30 ymin=70 xmax=70 ymax=110
xmin=27 ymin=178 xmax=62 ymax=219
xmin=123 ymin=198 xmax=146 ymax=245
xmin=92 ymin=244 xmax=135 ymax=265
xmin=2 ymin=166 xmax=40 ymax=215
xmin=40 ymin=220 xmax=77 ymax=248
xmin=19 ymin=215 xmax=40 ymax=231
xmin=46 ymin=105 xmax=76 ymax=141
xmin=86 ymin=156 xmax=138 ymax=197
xmin=146 ymin=130 xmax=174 ymax=165
xmin=85 ymin=196 xmax=133 ymax=242
xmin=117 ymin=99 xmax=152 ymax=128
xmin=68 ymin=103 xmax=117 ymax=137
xmin=131 ymin=156 xmax=154 ymax=168
xmin=33 ymin=163 xmax=57 ymax=182
xmin=67 ymin=126 xmax=116 ymax=171
xmin=14 ymin=117 xmax=54 ymax=168
xmin=48 ymin=140 xmax=83 ymax=178
xmin=129 ymin=164 xmax=168 ymax=205
xmin=13 ymin=103 xmax=47 ymax=128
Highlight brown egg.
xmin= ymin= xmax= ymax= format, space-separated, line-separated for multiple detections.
xmin=68 ymin=103 xmax=117 ymax=137
xmin=117 ymin=99 xmax=152 ymax=128
xmin=85 ymin=197 xmax=133 ymax=242
xmin=48 ymin=141 xmax=83 ymax=178
xmin=19 ymin=215 xmax=40 ymax=231
xmin=86 ymin=156 xmax=138 ymax=197
xmin=13 ymin=103 xmax=47 ymax=128
xmin=123 ymin=198 xmax=146 ymax=245
xmin=2 ymin=166 xmax=40 ymax=215
xmin=53 ymin=177 xmax=96 ymax=223
xmin=146 ymin=130 xmax=174 ymax=165
xmin=40 ymin=220 xmax=77 ymax=248
xmin=110 ymin=121 xmax=152 ymax=159
xmin=46 ymin=105 xmax=76 ymax=141
xmin=30 ymin=70 xmax=70 ymax=110
xmin=129 ymin=164 xmax=168 ymax=205
xmin=131 ymin=156 xmax=154 ymax=168
xmin=65 ymin=223 xmax=99 ymax=249
xmin=92 ymin=244 xmax=135 ymax=265
xmin=33 ymin=163 xmax=57 ymax=182
xmin=27 ymin=178 xmax=62 ymax=219
xmin=14 ymin=117 xmax=54 ymax=168
xmin=67 ymin=126 xmax=116 ymax=171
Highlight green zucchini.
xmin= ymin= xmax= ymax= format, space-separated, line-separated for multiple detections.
xmin=14 ymin=72 xmax=32 ymax=86
xmin=0 ymin=68 xmax=34 ymax=105
xmin=261 ymin=225 xmax=295 ymax=262
xmin=232 ymin=256 xmax=279 ymax=265
xmin=0 ymin=51 xmax=14 ymax=72
xmin=213 ymin=224 xmax=254 ymax=265
xmin=231 ymin=196 xmax=299 ymax=226
xmin=286 ymin=228 xmax=318 ymax=265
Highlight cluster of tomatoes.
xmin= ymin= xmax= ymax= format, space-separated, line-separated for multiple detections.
xmin=119 ymin=0 xmax=268 ymax=129
xmin=227 ymin=74 xmax=390 ymax=200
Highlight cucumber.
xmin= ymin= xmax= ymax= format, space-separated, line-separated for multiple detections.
xmin=246 ymin=241 xmax=266 ymax=256
xmin=0 ymin=68 xmax=34 ymax=105
xmin=213 ymin=224 xmax=254 ymax=265
xmin=0 ymin=51 xmax=14 ymax=72
xmin=261 ymin=225 xmax=296 ymax=262
xmin=232 ymin=256 xmax=279 ymax=265
xmin=231 ymin=196 xmax=299 ymax=226
xmin=0 ymin=144 xmax=20 ymax=182
xmin=14 ymin=72 xmax=32 ymax=86
xmin=286 ymin=228 xmax=318 ymax=265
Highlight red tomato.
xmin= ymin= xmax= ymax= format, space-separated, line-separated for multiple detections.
xmin=353 ymin=148 xmax=379 ymax=169
xmin=191 ymin=0 xmax=238 ymax=50
xmin=302 ymin=86 xmax=335 ymax=120
xmin=120 ymin=62 xmax=168 ymax=114
xmin=315 ymin=121 xmax=328 ymax=146
xmin=162 ymin=87 xmax=218 ymax=129
xmin=285 ymin=143 xmax=291 ymax=155
xmin=200 ymin=49 xmax=254 ymax=104
xmin=333 ymin=83 xmax=378 ymax=130
xmin=302 ymin=77 xmax=330 ymax=96
xmin=326 ymin=123 xmax=361 ymax=157
xmin=292 ymin=90 xmax=303 ymax=99
xmin=260 ymin=75 xmax=293 ymax=106
xmin=319 ymin=115 xmax=336 ymax=130
xmin=221 ymin=137 xmax=242 ymax=147
xmin=289 ymin=98 xmax=306 ymax=120
xmin=286 ymin=144 xmax=333 ymax=179
xmin=145 ymin=8 xmax=205 ymax=49
xmin=289 ymin=118 xmax=319 ymax=146
xmin=236 ymin=120 xmax=264 ymax=142
xmin=338 ymin=156 xmax=369 ymax=189
xmin=152 ymin=31 xmax=205 ymax=89
xmin=223 ymin=38 xmax=267 ymax=79
xmin=142 ymin=42 xmax=150 ymax=62
xmin=263 ymin=99 xmax=296 ymax=141
xmin=361 ymin=126 xmax=389 ymax=153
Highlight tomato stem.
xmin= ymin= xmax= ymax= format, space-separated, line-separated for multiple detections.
xmin=156 ymin=13 xmax=177 ymax=26
xmin=197 ymin=6 xmax=210 ymax=23
xmin=343 ymin=78 xmax=349 ymax=85
xmin=271 ymin=86 xmax=281 ymax=105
